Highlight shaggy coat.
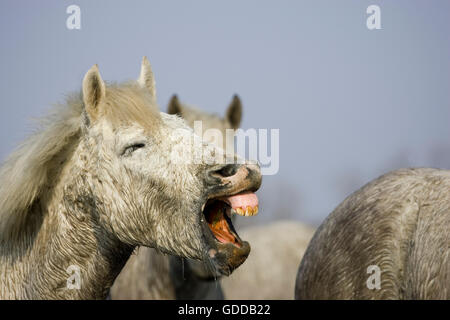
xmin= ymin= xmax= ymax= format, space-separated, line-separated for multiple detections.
xmin=296 ymin=168 xmax=450 ymax=299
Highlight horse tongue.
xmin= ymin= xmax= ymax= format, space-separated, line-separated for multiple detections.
xmin=221 ymin=191 xmax=259 ymax=217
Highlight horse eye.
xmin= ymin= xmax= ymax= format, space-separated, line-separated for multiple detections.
xmin=122 ymin=143 xmax=145 ymax=156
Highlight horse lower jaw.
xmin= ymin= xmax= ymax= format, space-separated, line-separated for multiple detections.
xmin=199 ymin=210 xmax=251 ymax=276
xmin=208 ymin=240 xmax=251 ymax=276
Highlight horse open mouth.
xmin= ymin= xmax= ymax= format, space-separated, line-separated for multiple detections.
xmin=203 ymin=192 xmax=258 ymax=247
xmin=201 ymin=191 xmax=259 ymax=275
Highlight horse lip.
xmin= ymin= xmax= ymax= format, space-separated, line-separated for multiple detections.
xmin=205 ymin=165 xmax=262 ymax=200
xmin=205 ymin=185 xmax=256 ymax=204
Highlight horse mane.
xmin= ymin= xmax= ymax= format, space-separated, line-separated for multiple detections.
xmin=0 ymin=82 xmax=160 ymax=242
xmin=0 ymin=93 xmax=84 ymax=241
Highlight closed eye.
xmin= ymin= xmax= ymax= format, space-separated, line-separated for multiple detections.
xmin=122 ymin=143 xmax=146 ymax=156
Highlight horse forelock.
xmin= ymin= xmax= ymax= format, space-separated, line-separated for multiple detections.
xmin=102 ymin=83 xmax=162 ymax=133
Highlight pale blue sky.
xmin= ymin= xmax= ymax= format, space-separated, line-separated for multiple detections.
xmin=1 ymin=1 xmax=449 ymax=227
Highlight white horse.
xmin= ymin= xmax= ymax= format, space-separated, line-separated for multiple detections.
xmin=0 ymin=57 xmax=261 ymax=299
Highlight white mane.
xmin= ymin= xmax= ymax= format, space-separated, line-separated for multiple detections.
xmin=0 ymin=93 xmax=84 ymax=241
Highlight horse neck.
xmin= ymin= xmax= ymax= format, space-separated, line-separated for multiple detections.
xmin=0 ymin=149 xmax=134 ymax=300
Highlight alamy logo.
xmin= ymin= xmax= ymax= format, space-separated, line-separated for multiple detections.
xmin=66 ymin=265 xmax=81 ymax=290
xmin=66 ymin=5 xmax=81 ymax=30
xmin=366 ymin=5 xmax=381 ymax=30
xmin=235 ymin=128 xmax=279 ymax=176
xmin=169 ymin=121 xmax=279 ymax=176
xmin=366 ymin=265 xmax=381 ymax=290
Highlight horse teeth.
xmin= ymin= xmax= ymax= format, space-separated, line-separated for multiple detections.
xmin=232 ymin=206 xmax=258 ymax=217
xmin=235 ymin=207 xmax=244 ymax=216
xmin=248 ymin=206 xmax=257 ymax=216
xmin=201 ymin=203 xmax=206 ymax=212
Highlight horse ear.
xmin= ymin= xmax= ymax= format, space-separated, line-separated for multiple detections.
xmin=82 ymin=64 xmax=106 ymax=121
xmin=226 ymin=94 xmax=242 ymax=129
xmin=138 ymin=56 xmax=156 ymax=99
xmin=167 ymin=94 xmax=183 ymax=116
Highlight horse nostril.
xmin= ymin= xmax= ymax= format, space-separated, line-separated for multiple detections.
xmin=218 ymin=164 xmax=238 ymax=178
xmin=210 ymin=164 xmax=238 ymax=179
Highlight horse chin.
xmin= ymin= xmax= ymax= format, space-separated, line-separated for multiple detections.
xmin=210 ymin=240 xmax=251 ymax=276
